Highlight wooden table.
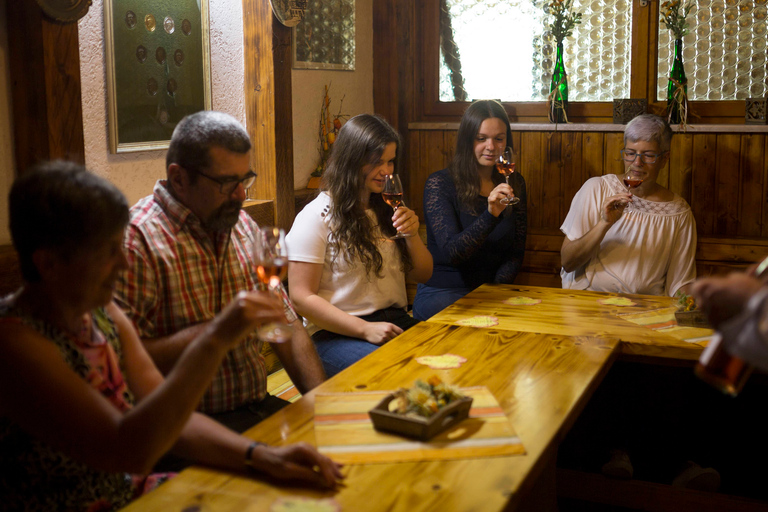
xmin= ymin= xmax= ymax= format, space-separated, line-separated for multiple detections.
xmin=429 ymin=284 xmax=710 ymax=361
xmin=123 ymin=285 xmax=713 ymax=511
xmin=123 ymin=323 xmax=619 ymax=512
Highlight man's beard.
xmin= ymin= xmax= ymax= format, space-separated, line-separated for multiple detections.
xmin=203 ymin=200 xmax=243 ymax=231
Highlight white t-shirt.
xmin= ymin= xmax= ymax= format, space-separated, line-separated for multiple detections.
xmin=560 ymin=174 xmax=697 ymax=297
xmin=286 ymin=192 xmax=407 ymax=334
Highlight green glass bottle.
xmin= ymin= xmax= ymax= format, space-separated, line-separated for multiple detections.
xmin=549 ymin=42 xmax=569 ymax=123
xmin=667 ymin=38 xmax=687 ymax=124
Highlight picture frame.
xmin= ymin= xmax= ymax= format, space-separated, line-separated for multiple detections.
xmin=104 ymin=0 xmax=212 ymax=153
xmin=292 ymin=0 xmax=355 ymax=71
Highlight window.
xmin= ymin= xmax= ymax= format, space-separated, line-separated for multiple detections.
xmin=421 ymin=0 xmax=762 ymax=122
xmin=439 ymin=0 xmax=632 ymax=102
xmin=657 ymin=0 xmax=767 ymax=101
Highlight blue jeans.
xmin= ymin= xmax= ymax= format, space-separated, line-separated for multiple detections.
xmin=312 ymin=308 xmax=419 ymax=377
xmin=412 ymin=283 xmax=472 ymax=321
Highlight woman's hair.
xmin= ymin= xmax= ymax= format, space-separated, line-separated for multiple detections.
xmin=320 ymin=114 xmax=411 ymax=277
xmin=9 ymin=161 xmax=129 ymax=282
xmin=449 ymin=100 xmax=513 ymax=210
xmin=624 ymin=114 xmax=673 ymax=152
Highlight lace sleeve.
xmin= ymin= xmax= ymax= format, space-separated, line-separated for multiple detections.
xmin=494 ymin=172 xmax=527 ymax=284
xmin=424 ymin=171 xmax=502 ymax=266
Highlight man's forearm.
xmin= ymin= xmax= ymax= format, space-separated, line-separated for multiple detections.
xmin=143 ymin=322 xmax=210 ymax=375
xmin=271 ymin=321 xmax=326 ymax=393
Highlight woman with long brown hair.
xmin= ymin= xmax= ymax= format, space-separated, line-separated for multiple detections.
xmin=287 ymin=114 xmax=432 ymax=376
xmin=412 ymin=100 xmax=527 ymax=320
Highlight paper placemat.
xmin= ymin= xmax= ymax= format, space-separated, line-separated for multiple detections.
xmin=314 ymin=386 xmax=525 ymax=464
xmin=617 ymin=306 xmax=714 ymax=345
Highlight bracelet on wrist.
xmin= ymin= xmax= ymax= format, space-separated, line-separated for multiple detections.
xmin=244 ymin=441 xmax=267 ymax=468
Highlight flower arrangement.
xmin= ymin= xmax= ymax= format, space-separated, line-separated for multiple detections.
xmin=675 ymin=290 xmax=696 ymax=311
xmin=660 ymin=0 xmax=693 ymax=40
xmin=544 ymin=0 xmax=582 ymax=45
xmin=392 ymin=376 xmax=465 ymax=419
xmin=310 ymin=84 xmax=346 ymax=187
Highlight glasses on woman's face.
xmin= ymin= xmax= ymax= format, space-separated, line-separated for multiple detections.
xmin=621 ymin=149 xmax=666 ymax=164
xmin=194 ymin=169 xmax=257 ymax=195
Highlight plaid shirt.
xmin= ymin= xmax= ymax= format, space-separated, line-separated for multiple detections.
xmin=115 ymin=181 xmax=296 ymax=414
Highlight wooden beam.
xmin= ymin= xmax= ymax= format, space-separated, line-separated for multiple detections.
xmin=243 ymin=0 xmax=280 ymax=225
xmin=271 ymin=16 xmax=295 ymax=229
xmin=6 ymin=1 xmax=85 ymax=173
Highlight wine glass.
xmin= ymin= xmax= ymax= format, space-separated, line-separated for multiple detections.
xmin=382 ymin=174 xmax=413 ymax=239
xmin=253 ymin=227 xmax=294 ymax=343
xmin=622 ymin=171 xmax=643 ymax=212
xmin=496 ymin=147 xmax=520 ymax=205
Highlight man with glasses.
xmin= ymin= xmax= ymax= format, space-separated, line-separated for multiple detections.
xmin=115 ymin=111 xmax=325 ymax=445
xmin=560 ymin=113 xmax=696 ymax=297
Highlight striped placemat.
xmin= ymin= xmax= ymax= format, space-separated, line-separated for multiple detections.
xmin=314 ymin=386 xmax=525 ymax=464
xmin=616 ymin=306 xmax=714 ymax=346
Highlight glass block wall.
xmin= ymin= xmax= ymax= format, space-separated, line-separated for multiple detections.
xmin=657 ymin=0 xmax=768 ymax=101
xmin=438 ymin=0 xmax=632 ymax=102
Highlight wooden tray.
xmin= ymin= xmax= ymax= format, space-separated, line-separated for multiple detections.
xmin=368 ymin=394 xmax=473 ymax=441
xmin=674 ymin=309 xmax=710 ymax=327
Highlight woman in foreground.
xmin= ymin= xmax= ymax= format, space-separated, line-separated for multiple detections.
xmin=0 ymin=162 xmax=342 ymax=511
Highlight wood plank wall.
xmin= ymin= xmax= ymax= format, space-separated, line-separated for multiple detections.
xmin=408 ymin=128 xmax=768 ymax=287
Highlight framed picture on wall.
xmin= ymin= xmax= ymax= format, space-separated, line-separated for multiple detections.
xmin=293 ymin=0 xmax=355 ymax=71
xmin=104 ymin=0 xmax=212 ymax=153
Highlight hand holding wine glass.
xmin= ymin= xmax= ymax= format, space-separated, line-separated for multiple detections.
xmin=496 ymin=147 xmax=520 ymax=206
xmin=253 ymin=227 xmax=294 ymax=343
xmin=382 ymin=174 xmax=413 ymax=239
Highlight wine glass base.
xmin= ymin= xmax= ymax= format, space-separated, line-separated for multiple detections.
xmin=501 ymin=197 xmax=520 ymax=206
xmin=390 ymin=233 xmax=414 ymax=239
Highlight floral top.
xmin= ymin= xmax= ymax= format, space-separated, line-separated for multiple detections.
xmin=0 ymin=294 xmax=136 ymax=511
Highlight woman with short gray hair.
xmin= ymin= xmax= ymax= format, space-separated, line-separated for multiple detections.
xmin=560 ymin=114 xmax=696 ymax=296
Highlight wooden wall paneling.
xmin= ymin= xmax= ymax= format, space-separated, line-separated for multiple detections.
xmin=763 ymin=135 xmax=768 ymax=238
xmin=444 ymin=130 xmax=457 ymax=165
xmin=243 ymin=0 xmax=280 ymax=225
xmin=738 ymin=134 xmax=765 ymax=237
xmin=271 ymin=18 xmax=295 ymax=229
xmin=582 ymin=132 xmax=604 ymax=180
xmin=559 ymin=132 xmax=584 ymax=224
xmin=691 ymin=134 xmax=718 ymax=236
xmin=714 ymin=134 xmax=741 ymax=236
xmin=509 ymin=132 xmax=521 ymax=159
xmin=408 ymin=130 xmax=424 ymax=219
xmin=414 ymin=130 xmax=449 ymax=220
xmin=668 ymin=133 xmax=693 ymax=204
xmin=7 ymin=1 xmax=85 ymax=172
xmin=540 ymin=132 xmax=564 ymax=230
xmin=603 ymin=133 xmax=625 ymax=176
xmin=523 ymin=132 xmax=546 ymax=230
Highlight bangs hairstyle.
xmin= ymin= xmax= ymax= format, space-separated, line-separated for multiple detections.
xmin=9 ymin=161 xmax=129 ymax=283
xmin=166 ymin=111 xmax=251 ymax=183
xmin=624 ymin=114 xmax=673 ymax=152
xmin=450 ymin=99 xmax=512 ymax=211
xmin=320 ymin=114 xmax=412 ymax=277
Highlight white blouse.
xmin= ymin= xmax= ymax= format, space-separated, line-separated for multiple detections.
xmin=560 ymin=174 xmax=697 ymax=297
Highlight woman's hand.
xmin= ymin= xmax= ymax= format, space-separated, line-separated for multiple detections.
xmin=392 ymin=206 xmax=420 ymax=237
xmin=362 ymin=322 xmax=403 ymax=345
xmin=249 ymin=442 xmax=344 ymax=488
xmin=487 ymin=183 xmax=514 ymax=217
xmin=207 ymin=290 xmax=286 ymax=348
xmin=600 ymin=193 xmax=633 ymax=224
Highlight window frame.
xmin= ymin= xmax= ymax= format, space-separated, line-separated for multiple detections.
xmin=416 ymin=0 xmax=745 ymax=124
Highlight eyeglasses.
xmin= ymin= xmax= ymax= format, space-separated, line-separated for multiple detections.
xmin=194 ymin=169 xmax=257 ymax=195
xmin=621 ymin=149 xmax=667 ymax=164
